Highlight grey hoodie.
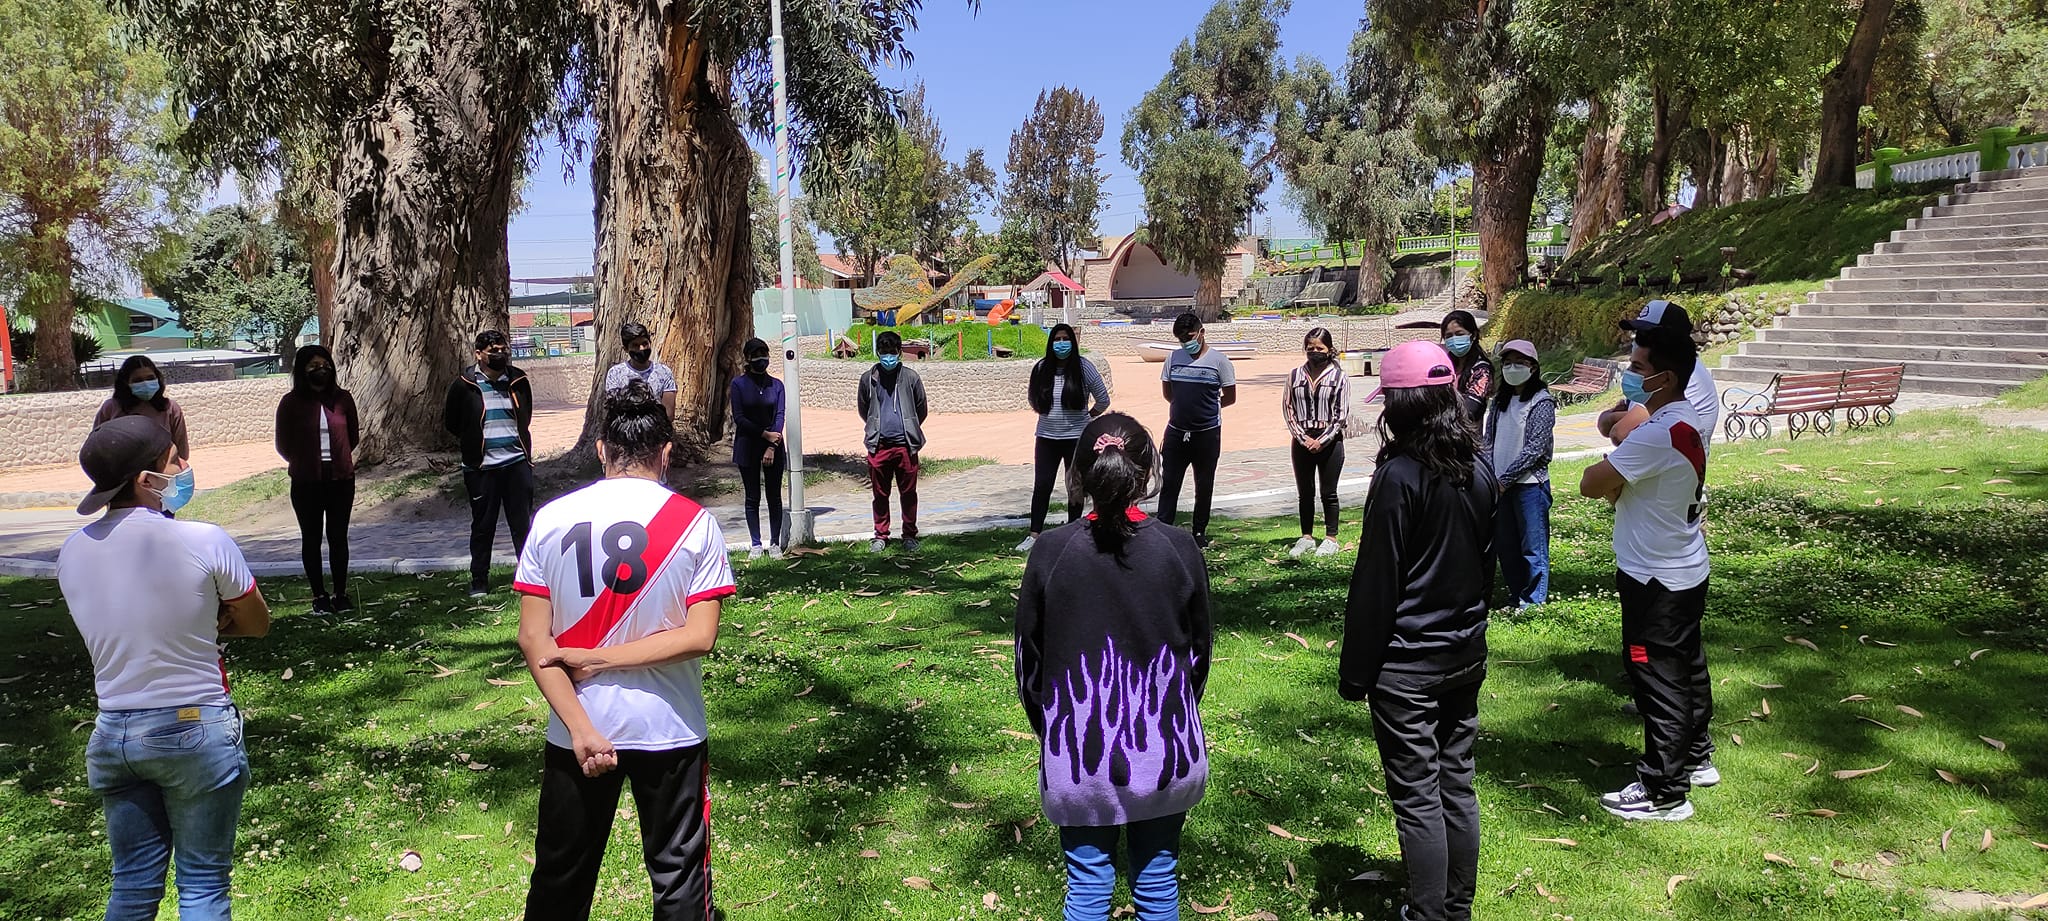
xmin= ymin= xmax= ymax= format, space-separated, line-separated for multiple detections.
xmin=857 ymin=364 xmax=929 ymax=454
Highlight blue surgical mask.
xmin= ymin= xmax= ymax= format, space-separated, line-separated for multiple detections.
xmin=144 ymin=466 xmax=195 ymax=513
xmin=1620 ymin=370 xmax=1656 ymax=405
xmin=130 ymin=380 xmax=161 ymax=400
xmin=878 ymin=354 xmax=901 ymax=371
xmin=1051 ymin=341 xmax=1074 ymax=358
xmin=1181 ymin=339 xmax=1202 ymax=355
xmin=1443 ymin=335 xmax=1473 ymax=357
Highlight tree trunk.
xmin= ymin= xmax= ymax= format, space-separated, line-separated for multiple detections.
xmin=311 ymin=233 xmax=336 ymax=346
xmin=1754 ymin=141 xmax=1781 ymax=197
xmin=1814 ymin=0 xmax=1899 ymax=189
xmin=579 ymin=1 xmax=755 ymax=463
xmin=1567 ymin=95 xmax=1628 ymax=256
xmin=1195 ymin=270 xmax=1223 ymax=315
xmin=1717 ymin=126 xmax=1752 ymax=206
xmin=1474 ymin=108 xmax=1552 ymax=307
xmin=1639 ymin=81 xmax=1693 ymax=214
xmin=328 ymin=2 xmax=539 ymax=466
xmin=23 ymin=215 xmax=78 ymax=391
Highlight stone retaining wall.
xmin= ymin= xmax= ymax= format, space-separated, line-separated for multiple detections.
xmin=521 ymin=355 xmax=597 ymax=405
xmin=1088 ymin=318 xmax=1436 ymax=355
xmin=0 ymin=376 xmax=292 ymax=469
xmin=789 ymin=355 xmax=1115 ymax=413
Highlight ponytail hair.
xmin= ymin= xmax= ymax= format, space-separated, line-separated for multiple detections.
xmin=1072 ymin=412 xmax=1158 ymax=559
xmin=599 ymin=378 xmax=674 ymax=472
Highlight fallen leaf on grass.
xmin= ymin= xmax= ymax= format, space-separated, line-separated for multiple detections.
xmin=948 ymin=802 xmax=982 ymax=810
xmin=1981 ymin=736 xmax=2007 ymax=752
xmin=1856 ymin=635 xmax=1898 ymax=647
xmin=1969 ymin=648 xmax=1990 ymax=661
xmin=472 ymin=700 xmax=494 ymax=711
xmin=1763 ymin=853 xmax=1798 ymax=868
xmin=1936 ymin=769 xmax=1964 ymax=785
xmin=1286 ymin=859 xmax=1299 ymax=889
xmin=1981 ymin=829 xmax=1995 ymax=852
xmin=966 ymin=599 xmax=992 ymax=608
xmin=1190 ymin=894 xmax=1231 ymax=914
xmin=1896 ymin=705 xmax=1924 ymax=718
xmin=1839 ymin=694 xmax=1872 ymax=703
xmin=1731 ymin=733 xmax=1744 ymax=747
xmin=486 ymin=677 xmax=523 ymax=687
xmin=802 ymin=599 xmax=818 ymax=610
xmin=984 ymin=892 xmax=999 ymax=910
xmin=1832 ymin=761 xmax=1891 ymax=780
xmin=430 ymin=662 xmax=463 ymax=678
xmin=902 ymin=876 xmax=934 ymax=891
xmin=1239 ymin=912 xmax=1280 ymax=921
xmin=2032 ymin=841 xmax=2048 ymax=851
xmin=998 ymin=729 xmax=1035 ymax=740
xmin=1527 ymin=837 xmax=1579 ymax=848
xmin=1858 ymin=716 xmax=1899 ymax=732
xmin=1283 ymin=632 xmax=1310 ymax=650
xmin=1760 ymin=698 xmax=1772 ymax=717
xmin=1785 ymin=636 xmax=1820 ymax=652
xmin=1666 ymin=875 xmax=1690 ymax=898
xmin=1983 ymin=478 xmax=2014 ymax=486
xmin=1763 ymin=448 xmax=1789 ymax=455
xmin=466 ymin=762 xmax=489 ymax=771
xmin=399 ymin=850 xmax=424 ymax=872
xmin=1941 ymin=829 xmax=1954 ymax=852
xmin=1806 ymin=809 xmax=1840 ymax=819
xmin=1265 ymin=824 xmax=1316 ymax=843
xmin=281 ymin=668 xmax=294 ymax=681
xmin=852 ymin=590 xmax=882 ymax=597
xmin=2019 ymin=893 xmax=2048 ymax=910
xmin=1745 ymin=679 xmax=1784 ymax=689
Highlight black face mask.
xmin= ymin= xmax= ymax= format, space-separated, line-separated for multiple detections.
xmin=309 ymin=368 xmax=335 ymax=387
xmin=486 ymin=352 xmax=509 ymax=371
xmin=628 ymin=348 xmax=652 ymax=364
xmin=748 ymin=357 xmax=771 ymax=374
xmin=1306 ymin=352 xmax=1333 ymax=367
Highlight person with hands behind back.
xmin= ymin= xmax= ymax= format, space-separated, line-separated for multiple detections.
xmin=515 ymin=380 xmax=736 ymax=921
xmin=1598 ymin=300 xmax=1719 ymax=452
xmin=1339 ymin=340 xmax=1498 ymax=921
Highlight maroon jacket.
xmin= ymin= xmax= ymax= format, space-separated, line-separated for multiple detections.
xmin=275 ymin=388 xmax=360 ymax=480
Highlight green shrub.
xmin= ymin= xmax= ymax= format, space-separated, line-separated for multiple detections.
xmin=828 ymin=320 xmax=1051 ymax=361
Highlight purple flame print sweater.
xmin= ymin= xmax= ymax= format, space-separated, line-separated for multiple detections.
xmin=1015 ymin=511 xmax=1213 ymax=827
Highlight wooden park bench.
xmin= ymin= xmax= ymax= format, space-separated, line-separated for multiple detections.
xmin=1290 ymin=281 xmax=1347 ymax=308
xmin=1547 ymin=360 xmax=1617 ymax=404
xmin=1721 ymin=365 xmax=1904 ymax=441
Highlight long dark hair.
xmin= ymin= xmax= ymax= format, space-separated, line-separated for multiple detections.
xmin=111 ymin=355 xmax=169 ymax=412
xmin=1441 ymin=309 xmax=1491 ymax=378
xmin=1074 ymin=412 xmax=1158 ymax=559
xmin=1492 ymin=347 xmax=1547 ymax=412
xmin=1377 ymin=384 xmax=1478 ymax=487
xmin=291 ymin=344 xmax=338 ymax=396
xmin=599 ymin=379 xmax=675 ymax=473
xmin=1029 ymin=323 xmax=1088 ymax=414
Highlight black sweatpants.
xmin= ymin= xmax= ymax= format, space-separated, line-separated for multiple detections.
xmin=464 ymin=463 xmax=534 ymax=587
xmin=288 ymin=474 xmax=354 ymax=596
xmin=1290 ymin=434 xmax=1344 ymax=537
xmin=1029 ymin=436 xmax=1082 ymax=534
xmin=1157 ymin=425 xmax=1222 ymax=537
xmin=737 ymin=455 xmax=787 ymax=547
xmin=1369 ymin=661 xmax=1484 ymax=921
xmin=1618 ymin=572 xmax=1714 ymax=802
xmin=526 ymin=742 xmax=712 ymax=921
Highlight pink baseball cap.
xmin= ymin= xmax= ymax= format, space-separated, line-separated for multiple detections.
xmin=1500 ymin=339 xmax=1538 ymax=361
xmin=1364 ymin=340 xmax=1457 ymax=403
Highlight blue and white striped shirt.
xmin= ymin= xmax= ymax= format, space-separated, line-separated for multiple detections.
xmin=478 ymin=376 xmax=526 ymax=469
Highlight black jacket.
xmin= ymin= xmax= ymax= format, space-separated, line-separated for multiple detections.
xmin=443 ymin=365 xmax=535 ymax=469
xmin=1339 ymin=454 xmax=1498 ymax=699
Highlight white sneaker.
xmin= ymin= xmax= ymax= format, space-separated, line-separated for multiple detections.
xmin=767 ymin=545 xmax=785 ymax=560
xmin=748 ymin=546 xmax=765 ymax=561
xmin=1016 ymin=534 xmax=1038 ymax=554
xmin=1689 ymin=761 xmax=1721 ymax=788
xmin=869 ymin=539 xmax=888 ymax=553
xmin=1316 ymin=538 xmax=1341 ymax=557
xmin=1288 ymin=536 xmax=1316 ymax=559
xmin=1600 ymin=781 xmax=1694 ymax=821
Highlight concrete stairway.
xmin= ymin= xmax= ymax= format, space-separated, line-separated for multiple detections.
xmin=1717 ymin=166 xmax=2048 ymax=397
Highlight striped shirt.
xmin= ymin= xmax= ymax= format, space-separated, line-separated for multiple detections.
xmin=479 ymin=375 xmax=526 ymax=469
xmin=1036 ymin=360 xmax=1111 ymax=441
xmin=1283 ymin=364 xmax=1352 ymax=446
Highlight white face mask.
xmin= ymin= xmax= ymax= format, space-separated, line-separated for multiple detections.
xmin=1502 ymin=365 xmax=1534 ymax=388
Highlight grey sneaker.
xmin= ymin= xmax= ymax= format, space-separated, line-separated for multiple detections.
xmin=767 ymin=545 xmax=785 ymax=560
xmin=903 ymin=537 xmax=922 ymax=554
xmin=1316 ymin=538 xmax=1341 ymax=557
xmin=1288 ymin=536 xmax=1316 ymax=559
xmin=1600 ymin=781 xmax=1694 ymax=821
xmin=1016 ymin=534 xmax=1037 ymax=554
xmin=748 ymin=546 xmax=765 ymax=561
xmin=1689 ymin=761 xmax=1721 ymax=788
xmin=869 ymin=539 xmax=888 ymax=554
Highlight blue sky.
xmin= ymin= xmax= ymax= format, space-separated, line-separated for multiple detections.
xmin=506 ymin=0 xmax=1363 ymax=285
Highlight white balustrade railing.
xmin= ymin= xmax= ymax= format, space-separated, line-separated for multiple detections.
xmin=2009 ymin=140 xmax=2048 ymax=171
xmin=1855 ymin=167 xmax=1876 ymax=189
xmin=1890 ymin=151 xmax=1980 ymax=184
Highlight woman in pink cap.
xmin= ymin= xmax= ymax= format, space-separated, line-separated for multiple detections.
xmin=1339 ymin=339 xmax=1498 ymax=921
xmin=1485 ymin=339 xmax=1555 ymax=609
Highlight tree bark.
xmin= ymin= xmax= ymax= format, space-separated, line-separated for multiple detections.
xmin=579 ymin=1 xmax=755 ymax=463
xmin=1194 ymin=270 xmax=1223 ymax=320
xmin=1639 ymin=81 xmax=1693 ymax=215
xmin=1567 ymin=95 xmax=1628 ymax=256
xmin=1814 ymin=0 xmax=1899 ymax=189
xmin=23 ymin=214 xmax=78 ymax=391
xmin=327 ymin=2 xmax=539 ymax=465
xmin=1474 ymin=107 xmax=1552 ymax=306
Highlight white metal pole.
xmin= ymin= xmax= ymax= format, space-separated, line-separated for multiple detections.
xmin=771 ymin=0 xmax=814 ymax=548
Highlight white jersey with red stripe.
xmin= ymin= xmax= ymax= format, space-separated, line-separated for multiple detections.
xmin=515 ymin=476 xmax=736 ymax=750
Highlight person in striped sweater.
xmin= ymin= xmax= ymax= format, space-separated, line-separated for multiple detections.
xmin=1283 ymin=327 xmax=1352 ymax=558
xmin=445 ymin=329 xmax=537 ymax=597
xmin=1019 ymin=324 xmax=1111 ymax=554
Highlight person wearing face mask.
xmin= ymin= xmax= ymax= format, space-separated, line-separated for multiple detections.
xmin=1580 ymin=323 xmax=1715 ymax=823
xmin=728 ymin=337 xmax=787 ymax=559
xmin=275 ymin=345 xmax=361 ymax=613
xmin=1484 ymin=341 xmax=1555 ymax=610
xmin=445 ymin=329 xmax=537 ymax=597
xmin=1158 ymin=313 xmax=1236 ymax=548
xmin=1600 ymin=300 xmax=1720 ymax=454
xmin=603 ymin=321 xmax=679 ymax=420
xmin=856 ymin=330 xmax=928 ymax=553
xmin=94 ymin=355 xmax=191 ymax=462
xmin=1019 ymin=323 xmax=1110 ymax=554
xmin=1438 ymin=310 xmax=1493 ymax=425
xmin=1282 ymin=328 xmax=1351 ymax=559
xmin=60 ymin=415 xmax=271 ymax=920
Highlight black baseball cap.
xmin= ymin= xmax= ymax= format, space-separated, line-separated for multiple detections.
xmin=1619 ymin=299 xmax=1692 ymax=333
xmin=77 ymin=415 xmax=173 ymax=515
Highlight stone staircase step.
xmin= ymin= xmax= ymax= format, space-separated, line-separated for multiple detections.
xmin=1801 ymin=295 xmax=2048 ymax=314
xmin=1772 ymin=314 xmax=2048 ymax=334
xmin=1712 ymin=366 xmax=2014 ymax=397
xmin=1972 ymin=167 xmax=2048 ymax=184
xmin=1923 ymin=199 xmax=2048 ymax=219
xmin=1861 ymin=246 xmax=2048 ymax=265
xmin=1822 ymin=277 xmax=2048 ymax=298
xmin=1892 ymin=223 xmax=2048 ymax=243
xmin=1841 ymin=260 xmax=2048 ymax=279
xmin=1874 ymin=236 xmax=2048 ymax=254
xmin=1739 ymin=340 xmax=2048 ymax=367
xmin=1759 ymin=327 xmax=2048 ymax=347
xmin=1946 ymin=186 xmax=2048 ymax=207
xmin=1959 ymin=174 xmax=2048 ymax=194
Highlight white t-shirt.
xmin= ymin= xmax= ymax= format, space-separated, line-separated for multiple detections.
xmin=58 ymin=508 xmax=255 ymax=711
xmin=318 ymin=407 xmax=332 ymax=462
xmin=1687 ymin=361 xmax=1720 ymax=450
xmin=515 ymin=477 xmax=735 ymax=751
xmin=1609 ymin=402 xmax=1711 ymax=591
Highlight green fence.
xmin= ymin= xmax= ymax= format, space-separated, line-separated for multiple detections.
xmin=1271 ymin=226 xmax=1569 ymax=268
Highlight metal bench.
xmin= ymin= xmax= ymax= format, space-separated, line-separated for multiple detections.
xmin=1721 ymin=365 xmax=1903 ymax=441
xmin=1547 ymin=360 xmax=1616 ymax=404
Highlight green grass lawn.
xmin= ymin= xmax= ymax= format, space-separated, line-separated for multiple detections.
xmin=826 ymin=322 xmax=1056 ymax=362
xmin=2 ymin=412 xmax=2044 ymax=920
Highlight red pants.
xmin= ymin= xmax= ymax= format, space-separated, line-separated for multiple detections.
xmin=868 ymin=446 xmax=920 ymax=539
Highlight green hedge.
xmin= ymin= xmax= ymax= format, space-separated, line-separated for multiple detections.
xmin=828 ymin=321 xmax=1052 ymax=361
xmin=1559 ymin=184 xmax=1946 ymax=284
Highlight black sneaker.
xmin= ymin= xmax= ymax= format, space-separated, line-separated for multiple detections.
xmin=310 ymin=594 xmax=333 ymax=614
xmin=1600 ymin=781 xmax=1694 ymax=821
xmin=1194 ymin=533 xmax=1212 ymax=549
xmin=332 ymin=593 xmax=354 ymax=613
xmin=467 ymin=582 xmax=489 ymax=599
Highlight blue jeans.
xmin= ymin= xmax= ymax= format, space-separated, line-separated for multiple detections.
xmin=1059 ymin=812 xmax=1186 ymax=921
xmin=85 ymin=705 xmax=249 ymax=921
xmin=1496 ymin=482 xmax=1551 ymax=607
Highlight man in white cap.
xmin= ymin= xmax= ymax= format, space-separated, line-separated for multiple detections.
xmin=59 ymin=415 xmax=271 ymax=917
xmin=1599 ymin=299 xmax=1719 ymax=450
